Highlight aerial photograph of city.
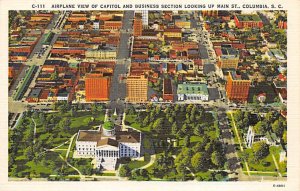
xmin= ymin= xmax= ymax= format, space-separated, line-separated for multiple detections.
xmin=8 ymin=10 xmax=287 ymax=181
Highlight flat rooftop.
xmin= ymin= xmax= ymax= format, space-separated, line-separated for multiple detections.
xmin=230 ymin=71 xmax=250 ymax=80
xmin=221 ymin=47 xmax=239 ymax=56
xmin=177 ymin=83 xmax=208 ymax=95
xmin=236 ymin=14 xmax=262 ymax=22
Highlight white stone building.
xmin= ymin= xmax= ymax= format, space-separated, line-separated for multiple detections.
xmin=75 ymin=125 xmax=142 ymax=170
xmin=245 ymin=126 xmax=280 ymax=148
xmin=177 ymin=83 xmax=209 ymax=101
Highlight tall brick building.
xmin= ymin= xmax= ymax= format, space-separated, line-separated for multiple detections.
xmin=226 ymin=71 xmax=251 ymax=102
xmin=234 ymin=14 xmax=263 ymax=29
xmin=133 ymin=14 xmax=143 ymax=36
xmin=85 ymin=73 xmax=111 ymax=101
xmin=126 ymin=75 xmax=148 ymax=102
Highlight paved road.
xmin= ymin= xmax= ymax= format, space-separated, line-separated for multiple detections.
xmin=109 ymin=11 xmax=134 ymax=109
xmin=118 ymin=11 xmax=134 ymax=59
xmin=27 ymin=13 xmax=61 ymax=60
xmin=217 ymin=108 xmax=242 ymax=180
xmin=122 ymin=11 xmax=134 ymax=30
xmin=9 ymin=65 xmax=29 ymax=97
xmin=109 ymin=60 xmax=130 ymax=102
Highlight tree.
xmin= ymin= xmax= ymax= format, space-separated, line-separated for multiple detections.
xmin=211 ymin=151 xmax=223 ymax=167
xmin=91 ymin=103 xmax=98 ymax=115
xmin=252 ymin=95 xmax=260 ymax=109
xmin=282 ymin=130 xmax=287 ymax=144
xmin=274 ymin=96 xmax=280 ymax=103
xmin=186 ymin=104 xmax=193 ymax=113
xmin=50 ymin=70 xmax=59 ymax=80
xmin=183 ymin=136 xmax=190 ymax=147
xmin=214 ymin=172 xmax=226 ymax=181
xmin=33 ymin=111 xmax=39 ymax=119
xmin=119 ymin=164 xmax=131 ymax=177
xmin=142 ymin=116 xmax=150 ymax=127
xmin=272 ymin=119 xmax=284 ymax=137
xmin=148 ymin=43 xmax=155 ymax=49
xmin=58 ymin=103 xmax=69 ymax=115
xmin=181 ymin=124 xmax=189 ymax=134
xmin=171 ymin=122 xmax=178 ymax=135
xmin=191 ymin=153 xmax=204 ymax=172
xmin=168 ymin=116 xmax=174 ymax=124
xmin=254 ymin=121 xmax=265 ymax=134
xmin=234 ymin=110 xmax=243 ymax=122
xmin=25 ymin=146 xmax=34 ymax=160
xmin=193 ymin=124 xmax=202 ymax=136
xmin=59 ymin=118 xmax=71 ymax=131
xmin=265 ymin=111 xmax=274 ymax=123
xmin=243 ymin=112 xmax=249 ymax=126
xmin=152 ymin=118 xmax=164 ymax=133
xmin=70 ymin=108 xmax=76 ymax=117
xmin=252 ymin=141 xmax=270 ymax=161
xmin=78 ymin=103 xmax=84 ymax=110
xmin=155 ymin=105 xmax=161 ymax=115
xmin=131 ymin=169 xmax=149 ymax=180
xmin=39 ymin=113 xmax=45 ymax=123
xmin=175 ymin=104 xmax=180 ymax=112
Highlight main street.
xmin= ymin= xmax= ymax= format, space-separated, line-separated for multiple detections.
xmin=109 ymin=11 xmax=134 ymax=111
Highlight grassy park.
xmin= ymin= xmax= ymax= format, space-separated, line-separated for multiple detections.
xmin=9 ymin=102 xmax=105 ymax=179
xmin=122 ymin=104 xmax=228 ymax=181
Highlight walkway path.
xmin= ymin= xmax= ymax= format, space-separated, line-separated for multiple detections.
xmin=47 ymin=140 xmax=69 ymax=151
xmin=58 ymin=154 xmax=84 ymax=179
xmin=31 ymin=118 xmax=37 ymax=144
xmin=104 ymin=109 xmax=109 ymax=122
xmin=228 ymin=111 xmax=251 ymax=176
xmin=65 ymin=133 xmax=77 ymax=159
xmin=272 ymin=154 xmax=282 ymax=177
xmin=139 ymin=155 xmax=156 ymax=169
xmin=242 ymin=170 xmax=278 ymax=174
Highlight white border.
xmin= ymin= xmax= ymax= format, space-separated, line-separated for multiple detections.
xmin=0 ymin=0 xmax=299 ymax=190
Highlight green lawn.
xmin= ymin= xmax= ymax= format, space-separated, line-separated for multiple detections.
xmin=25 ymin=161 xmax=52 ymax=175
xmin=9 ymin=110 xmax=106 ymax=179
xmin=127 ymin=154 xmax=151 ymax=170
xmin=96 ymin=172 xmax=116 ymax=176
xmin=179 ymin=136 xmax=202 ymax=146
xmin=248 ymin=171 xmax=278 ymax=176
xmin=125 ymin=114 xmax=148 ymax=132
xmin=247 ymin=154 xmax=277 ymax=172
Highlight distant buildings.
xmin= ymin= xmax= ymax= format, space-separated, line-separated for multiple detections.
xmin=135 ymin=10 xmax=149 ymax=26
xmin=85 ymin=73 xmax=111 ymax=101
xmin=126 ymin=75 xmax=148 ymax=102
xmin=226 ymin=71 xmax=251 ymax=102
xmin=201 ymin=10 xmax=218 ymax=17
xmin=234 ymin=14 xmax=263 ymax=29
xmin=163 ymin=79 xmax=174 ymax=101
xmin=85 ymin=46 xmax=117 ymax=60
xmin=163 ymin=28 xmax=182 ymax=39
xmin=177 ymin=83 xmax=209 ymax=101
xmin=133 ymin=14 xmax=143 ymax=36
xmin=215 ymin=46 xmax=239 ymax=69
